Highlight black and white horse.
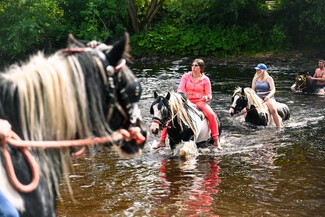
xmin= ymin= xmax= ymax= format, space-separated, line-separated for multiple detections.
xmin=291 ymin=74 xmax=322 ymax=94
xmin=149 ymin=91 xmax=222 ymax=157
xmin=229 ymin=87 xmax=290 ymax=126
xmin=0 ymin=33 xmax=146 ymax=217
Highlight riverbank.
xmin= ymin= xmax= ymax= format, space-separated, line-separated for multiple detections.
xmin=132 ymin=49 xmax=323 ymax=72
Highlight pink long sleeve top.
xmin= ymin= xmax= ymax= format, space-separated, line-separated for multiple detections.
xmin=177 ymin=72 xmax=212 ymax=104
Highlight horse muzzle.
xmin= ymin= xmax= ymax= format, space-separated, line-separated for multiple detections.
xmin=229 ymin=107 xmax=235 ymax=116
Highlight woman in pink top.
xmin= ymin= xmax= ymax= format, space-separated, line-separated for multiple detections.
xmin=154 ymin=59 xmax=221 ymax=150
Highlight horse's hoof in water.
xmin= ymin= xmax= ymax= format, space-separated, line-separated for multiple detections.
xmin=213 ymin=140 xmax=223 ymax=151
xmin=152 ymin=140 xmax=166 ymax=150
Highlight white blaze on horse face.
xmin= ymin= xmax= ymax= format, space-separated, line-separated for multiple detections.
xmin=0 ymin=163 xmax=25 ymax=212
xmin=129 ymin=103 xmax=142 ymax=124
xmin=149 ymin=104 xmax=163 ymax=135
xmin=229 ymin=95 xmax=240 ymax=115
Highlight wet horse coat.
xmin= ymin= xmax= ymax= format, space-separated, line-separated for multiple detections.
xmin=229 ymin=87 xmax=290 ymax=126
xmin=0 ymin=33 xmax=146 ymax=217
xmin=150 ymin=92 xmax=222 ymax=151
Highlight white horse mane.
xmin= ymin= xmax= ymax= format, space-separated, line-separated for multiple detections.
xmin=234 ymin=87 xmax=265 ymax=113
xmin=168 ymin=92 xmax=198 ymax=139
xmin=1 ymin=51 xmax=110 ymax=201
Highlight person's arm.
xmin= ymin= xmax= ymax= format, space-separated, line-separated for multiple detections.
xmin=177 ymin=74 xmax=187 ymax=93
xmin=310 ymin=69 xmax=319 ymax=80
xmin=251 ymin=77 xmax=257 ymax=91
xmin=311 ymin=70 xmax=325 ymax=81
xmin=203 ymin=77 xmax=212 ymax=101
xmin=264 ymin=76 xmax=276 ymax=101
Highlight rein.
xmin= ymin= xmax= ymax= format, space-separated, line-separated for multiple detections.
xmin=151 ymin=112 xmax=178 ymax=129
xmin=0 ymin=121 xmax=145 ymax=193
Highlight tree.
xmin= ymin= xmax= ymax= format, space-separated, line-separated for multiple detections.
xmin=128 ymin=0 xmax=166 ymax=33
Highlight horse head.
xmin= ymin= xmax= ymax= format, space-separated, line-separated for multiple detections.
xmin=229 ymin=87 xmax=248 ymax=116
xmin=292 ymin=73 xmax=317 ymax=93
xmin=149 ymin=91 xmax=171 ymax=136
xmin=68 ymin=33 xmax=146 ymax=155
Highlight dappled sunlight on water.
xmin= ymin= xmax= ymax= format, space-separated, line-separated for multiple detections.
xmin=57 ymin=62 xmax=325 ymax=217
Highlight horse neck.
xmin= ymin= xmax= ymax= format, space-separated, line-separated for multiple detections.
xmin=170 ymin=94 xmax=197 ymax=136
xmin=244 ymin=88 xmax=264 ymax=111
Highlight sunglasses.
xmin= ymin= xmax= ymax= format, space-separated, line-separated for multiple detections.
xmin=192 ymin=64 xmax=199 ymax=67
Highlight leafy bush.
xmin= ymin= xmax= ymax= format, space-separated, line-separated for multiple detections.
xmin=130 ymin=24 xmax=277 ymax=58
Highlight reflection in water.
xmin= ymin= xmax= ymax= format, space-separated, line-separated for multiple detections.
xmin=156 ymin=158 xmax=221 ymax=217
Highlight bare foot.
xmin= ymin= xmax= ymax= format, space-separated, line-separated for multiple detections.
xmin=213 ymin=140 xmax=223 ymax=151
xmin=153 ymin=140 xmax=166 ymax=149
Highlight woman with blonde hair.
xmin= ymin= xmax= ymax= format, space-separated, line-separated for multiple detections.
xmin=251 ymin=63 xmax=281 ymax=127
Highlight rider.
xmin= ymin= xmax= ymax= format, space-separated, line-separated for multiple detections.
xmin=310 ymin=59 xmax=325 ymax=94
xmin=154 ymin=59 xmax=221 ymax=150
xmin=251 ymin=63 xmax=281 ymax=128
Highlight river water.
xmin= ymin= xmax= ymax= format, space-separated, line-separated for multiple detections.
xmin=57 ymin=60 xmax=325 ymax=217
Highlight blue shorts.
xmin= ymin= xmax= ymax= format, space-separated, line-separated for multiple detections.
xmin=0 ymin=191 xmax=19 ymax=217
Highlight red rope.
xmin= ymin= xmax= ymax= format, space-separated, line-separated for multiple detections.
xmin=0 ymin=119 xmax=145 ymax=193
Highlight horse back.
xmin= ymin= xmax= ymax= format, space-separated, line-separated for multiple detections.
xmin=276 ymin=102 xmax=290 ymax=121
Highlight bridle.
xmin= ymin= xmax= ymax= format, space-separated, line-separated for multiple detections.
xmin=150 ymin=98 xmax=174 ymax=130
xmin=294 ymin=75 xmax=307 ymax=90
xmin=63 ymin=47 xmax=141 ymax=129
xmin=231 ymin=92 xmax=248 ymax=114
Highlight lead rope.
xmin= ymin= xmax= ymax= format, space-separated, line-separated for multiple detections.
xmin=0 ymin=120 xmax=145 ymax=193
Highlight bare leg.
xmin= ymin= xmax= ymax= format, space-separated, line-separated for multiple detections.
xmin=266 ymin=100 xmax=281 ymax=128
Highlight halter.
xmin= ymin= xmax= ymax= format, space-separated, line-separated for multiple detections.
xmin=151 ymin=112 xmax=178 ymax=130
xmin=63 ymin=47 xmax=141 ymax=127
xmin=150 ymin=98 xmax=173 ymax=130
xmin=231 ymin=92 xmax=248 ymax=111
xmin=295 ymin=75 xmax=307 ymax=90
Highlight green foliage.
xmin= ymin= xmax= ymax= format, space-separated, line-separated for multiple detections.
xmin=0 ymin=0 xmax=66 ymax=60
xmin=266 ymin=24 xmax=288 ymax=51
xmin=130 ymin=24 xmax=271 ymax=58
xmin=0 ymin=0 xmax=323 ymax=64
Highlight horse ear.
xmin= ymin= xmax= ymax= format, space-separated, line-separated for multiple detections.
xmin=154 ymin=91 xmax=158 ymax=99
xmin=105 ymin=32 xmax=130 ymax=67
xmin=166 ymin=92 xmax=170 ymax=100
xmin=67 ymin=34 xmax=85 ymax=48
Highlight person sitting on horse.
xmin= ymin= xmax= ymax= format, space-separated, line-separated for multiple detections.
xmin=251 ymin=63 xmax=281 ymax=128
xmin=310 ymin=59 xmax=325 ymax=94
xmin=154 ymin=59 xmax=221 ymax=150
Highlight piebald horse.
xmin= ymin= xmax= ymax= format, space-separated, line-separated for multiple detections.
xmin=150 ymin=91 xmax=222 ymax=157
xmin=0 ymin=33 xmax=146 ymax=217
xmin=229 ymin=87 xmax=290 ymax=126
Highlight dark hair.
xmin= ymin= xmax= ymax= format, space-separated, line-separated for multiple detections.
xmin=193 ymin=59 xmax=205 ymax=73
